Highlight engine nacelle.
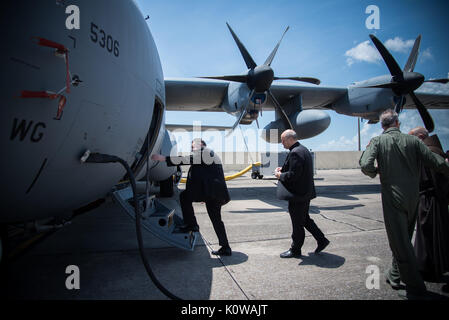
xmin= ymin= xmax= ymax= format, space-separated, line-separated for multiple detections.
xmin=262 ymin=110 xmax=331 ymax=143
xmin=333 ymin=83 xmax=397 ymax=121
xmin=221 ymin=82 xmax=251 ymax=115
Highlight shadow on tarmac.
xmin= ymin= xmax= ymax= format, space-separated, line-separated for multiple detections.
xmin=210 ymin=251 xmax=248 ymax=265
xmin=229 ymin=184 xmax=380 ymax=201
xmin=298 ymin=252 xmax=346 ymax=269
xmin=310 ymin=204 xmax=365 ymax=214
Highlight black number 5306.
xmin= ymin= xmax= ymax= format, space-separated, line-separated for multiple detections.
xmin=90 ymin=22 xmax=120 ymax=57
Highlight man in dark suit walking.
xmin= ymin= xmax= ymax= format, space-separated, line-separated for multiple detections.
xmin=275 ymin=130 xmax=330 ymax=258
xmin=151 ymin=139 xmax=232 ymax=256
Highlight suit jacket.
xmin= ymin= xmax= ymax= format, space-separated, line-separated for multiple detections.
xmin=167 ymin=147 xmax=230 ymax=205
xmin=280 ymin=141 xmax=316 ymax=202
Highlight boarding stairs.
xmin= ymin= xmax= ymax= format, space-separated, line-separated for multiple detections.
xmin=112 ymin=185 xmax=197 ymax=251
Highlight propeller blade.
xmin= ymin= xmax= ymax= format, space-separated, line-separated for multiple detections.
xmin=424 ymin=78 xmax=449 ymax=84
xmin=369 ymin=34 xmax=403 ymax=79
xmin=226 ymin=22 xmax=257 ymax=70
xmin=274 ymin=76 xmax=321 ymax=85
xmin=360 ymin=83 xmax=398 ymax=89
xmin=264 ymin=26 xmax=290 ymax=66
xmin=394 ymin=95 xmax=406 ymax=114
xmin=198 ymin=75 xmax=247 ymax=83
xmin=255 ymin=118 xmax=260 ymax=129
xmin=267 ymin=90 xmax=293 ymax=129
xmin=238 ymin=124 xmax=253 ymax=158
xmin=409 ymin=92 xmax=434 ymax=133
xmin=403 ymin=35 xmax=421 ymax=73
xmin=226 ymin=109 xmax=247 ymax=137
xmin=226 ymin=89 xmax=255 ymax=137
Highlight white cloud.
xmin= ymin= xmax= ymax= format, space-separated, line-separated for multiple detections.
xmin=317 ymin=109 xmax=449 ymax=152
xmin=316 ymin=121 xmax=382 ymax=151
xmin=384 ymin=37 xmax=414 ymax=53
xmin=398 ymin=110 xmax=424 ymax=134
xmin=317 ymin=135 xmax=357 ymax=151
xmin=345 ymin=40 xmax=381 ymax=66
xmin=416 ymin=72 xmax=449 ymax=95
xmin=420 ymin=48 xmax=433 ymax=62
xmin=399 ymin=109 xmax=449 ymax=151
xmin=345 ymin=37 xmax=417 ymax=66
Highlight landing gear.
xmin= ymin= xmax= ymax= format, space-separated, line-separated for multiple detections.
xmin=251 ymin=163 xmax=263 ymax=180
xmin=251 ymin=172 xmax=263 ymax=179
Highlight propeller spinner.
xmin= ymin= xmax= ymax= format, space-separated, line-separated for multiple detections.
xmin=364 ymin=34 xmax=449 ymax=133
xmin=200 ymin=23 xmax=320 ymax=134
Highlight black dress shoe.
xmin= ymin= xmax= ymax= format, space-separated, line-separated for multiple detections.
xmin=280 ymin=249 xmax=301 ymax=258
xmin=178 ymin=224 xmax=199 ymax=233
xmin=386 ymin=278 xmax=404 ymax=290
xmin=211 ymin=246 xmax=232 ymax=256
xmin=442 ymin=283 xmax=449 ymax=293
xmin=315 ymin=238 xmax=330 ymax=254
xmin=397 ymin=289 xmax=431 ymax=300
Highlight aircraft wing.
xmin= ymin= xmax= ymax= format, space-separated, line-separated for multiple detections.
xmin=165 ymin=124 xmax=232 ymax=131
xmin=403 ymin=91 xmax=449 ymax=110
xmin=268 ymin=83 xmax=347 ymax=109
xmin=165 ymin=78 xmax=229 ymax=112
xmin=165 ymin=78 xmax=348 ymax=111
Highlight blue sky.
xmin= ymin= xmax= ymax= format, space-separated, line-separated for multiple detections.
xmin=136 ymin=0 xmax=449 ymax=153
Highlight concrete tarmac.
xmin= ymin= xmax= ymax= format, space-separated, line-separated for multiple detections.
xmin=2 ymin=169 xmax=448 ymax=300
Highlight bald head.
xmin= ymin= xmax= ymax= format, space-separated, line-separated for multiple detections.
xmin=409 ymin=126 xmax=429 ymax=141
xmin=281 ymin=129 xmax=298 ymax=149
xmin=191 ymin=138 xmax=206 ymax=151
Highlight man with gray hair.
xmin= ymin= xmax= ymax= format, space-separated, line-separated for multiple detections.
xmin=360 ymin=109 xmax=449 ymax=299
xmin=379 ymin=108 xmax=399 ymax=128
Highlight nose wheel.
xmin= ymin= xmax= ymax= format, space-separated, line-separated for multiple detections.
xmin=251 ymin=171 xmax=263 ymax=180
xmin=251 ymin=163 xmax=263 ymax=179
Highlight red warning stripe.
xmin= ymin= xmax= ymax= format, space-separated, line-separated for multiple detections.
xmin=32 ymin=37 xmax=70 ymax=93
xmin=20 ymin=90 xmax=59 ymax=99
xmin=33 ymin=37 xmax=67 ymax=53
xmin=20 ymin=91 xmax=67 ymax=120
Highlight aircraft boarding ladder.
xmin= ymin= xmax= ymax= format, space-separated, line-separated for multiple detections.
xmin=112 ymin=185 xmax=197 ymax=251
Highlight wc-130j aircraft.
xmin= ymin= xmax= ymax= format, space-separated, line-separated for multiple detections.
xmin=1 ymin=1 xmax=448 ymax=250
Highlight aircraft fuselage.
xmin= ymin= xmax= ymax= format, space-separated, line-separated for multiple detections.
xmin=0 ymin=1 xmax=167 ymax=223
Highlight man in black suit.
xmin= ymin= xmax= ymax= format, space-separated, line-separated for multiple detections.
xmin=275 ymin=130 xmax=330 ymax=258
xmin=151 ymin=139 xmax=232 ymax=256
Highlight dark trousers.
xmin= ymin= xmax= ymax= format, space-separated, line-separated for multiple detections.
xmin=180 ymin=190 xmax=230 ymax=247
xmin=288 ymin=200 xmax=325 ymax=251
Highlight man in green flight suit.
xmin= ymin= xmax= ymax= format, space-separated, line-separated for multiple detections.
xmin=359 ymin=109 xmax=449 ymax=299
